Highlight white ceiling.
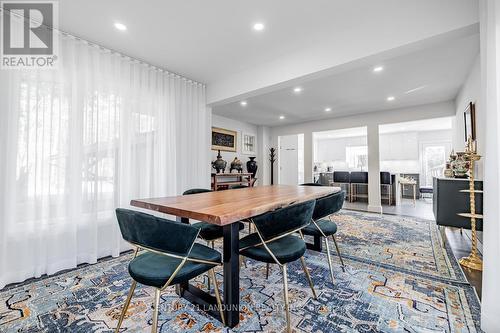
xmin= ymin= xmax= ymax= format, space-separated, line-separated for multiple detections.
xmin=57 ymin=0 xmax=477 ymax=87
xmin=59 ymin=0 xmax=378 ymax=83
xmin=212 ymin=33 xmax=479 ymax=126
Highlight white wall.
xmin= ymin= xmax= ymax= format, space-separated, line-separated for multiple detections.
xmin=479 ymin=0 xmax=500 ymax=331
xmin=211 ymin=114 xmax=261 ymax=175
xmin=453 ymin=55 xmax=484 ymax=179
xmin=315 ymin=136 xmax=367 ymax=167
xmin=257 ymin=125 xmax=272 ymax=185
xmin=380 ymin=129 xmax=452 ymax=174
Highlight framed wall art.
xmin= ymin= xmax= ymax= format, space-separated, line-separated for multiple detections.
xmin=242 ymin=132 xmax=256 ymax=155
xmin=212 ymin=127 xmax=237 ymax=152
xmin=464 ymin=102 xmax=476 ymax=142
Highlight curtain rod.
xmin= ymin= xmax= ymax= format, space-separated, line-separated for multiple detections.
xmin=0 ymin=7 xmax=206 ymax=87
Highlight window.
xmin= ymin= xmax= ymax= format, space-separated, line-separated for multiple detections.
xmin=421 ymin=144 xmax=449 ymax=186
xmin=346 ymin=146 xmax=368 ymax=171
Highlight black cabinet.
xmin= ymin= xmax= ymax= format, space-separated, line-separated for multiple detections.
xmin=433 ymin=177 xmax=483 ymax=231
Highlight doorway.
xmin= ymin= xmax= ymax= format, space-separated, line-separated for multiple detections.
xmin=278 ymin=134 xmax=304 ymax=185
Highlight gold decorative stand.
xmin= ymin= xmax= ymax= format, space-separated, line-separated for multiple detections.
xmin=458 ymin=137 xmax=483 ymax=271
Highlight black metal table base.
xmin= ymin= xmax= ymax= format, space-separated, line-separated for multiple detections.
xmin=178 ymin=283 xmax=223 ymax=323
xmin=222 ymin=223 xmax=240 ymax=328
xmin=177 ymin=217 xmax=241 ymax=328
xmin=306 ymin=235 xmax=323 ymax=251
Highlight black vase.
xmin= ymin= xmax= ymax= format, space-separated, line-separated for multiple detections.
xmin=246 ymin=157 xmax=258 ymax=178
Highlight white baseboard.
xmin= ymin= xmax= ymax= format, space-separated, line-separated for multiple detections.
xmin=367 ymin=205 xmax=383 ymax=213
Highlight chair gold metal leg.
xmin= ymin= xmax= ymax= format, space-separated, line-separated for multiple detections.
xmin=115 ymin=280 xmax=137 ymax=333
xmin=323 ymin=236 xmax=336 ymax=283
xmin=266 ymin=263 xmax=270 ymax=279
xmin=282 ymin=264 xmax=291 ymax=333
xmin=209 ymin=268 xmax=226 ymax=326
xmin=332 ymin=235 xmax=345 ymax=270
xmin=151 ymin=288 xmax=161 ymax=333
xmin=299 ymin=257 xmax=317 ymax=299
xmin=206 ymin=241 xmax=215 ymax=291
xmin=240 ymin=255 xmax=247 ymax=269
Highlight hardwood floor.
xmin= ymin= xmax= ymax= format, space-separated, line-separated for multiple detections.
xmin=444 ymin=227 xmax=483 ymax=299
xmin=344 ymin=198 xmax=435 ymax=220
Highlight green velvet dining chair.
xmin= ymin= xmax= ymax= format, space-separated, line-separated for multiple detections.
xmin=239 ymin=200 xmax=317 ymax=333
xmin=301 ymin=190 xmax=346 ymax=283
xmin=114 ymin=209 xmax=225 ymax=333
xmin=229 ymin=184 xmax=249 ymax=189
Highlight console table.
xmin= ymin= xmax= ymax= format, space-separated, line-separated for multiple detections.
xmin=399 ymin=178 xmax=417 ymax=205
xmin=211 ymin=172 xmax=253 ymax=191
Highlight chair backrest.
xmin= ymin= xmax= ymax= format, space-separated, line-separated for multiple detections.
xmin=300 ymin=182 xmax=323 ymax=186
xmin=183 ymin=188 xmax=212 ymax=195
xmin=350 ymin=171 xmax=368 ymax=183
xmin=115 ymin=208 xmax=199 ymax=257
xmin=380 ymin=172 xmax=392 ymax=185
xmin=333 ymin=171 xmax=350 ymax=183
xmin=249 ymin=178 xmax=258 ymax=187
xmin=312 ymin=191 xmax=346 ymax=221
xmin=230 ymin=184 xmax=248 ymax=189
xmin=251 ymin=200 xmax=316 ymax=241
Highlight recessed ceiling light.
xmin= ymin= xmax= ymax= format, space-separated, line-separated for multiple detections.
xmin=114 ymin=22 xmax=127 ymax=31
xmin=253 ymin=22 xmax=265 ymax=31
xmin=373 ymin=66 xmax=384 ymax=72
xmin=325 ymin=107 xmax=332 ymax=112
xmin=293 ymin=87 xmax=302 ymax=93
xmin=279 ymin=115 xmax=285 ymax=120
xmin=240 ymin=101 xmax=247 ymax=106
xmin=387 ymin=96 xmax=395 ymax=101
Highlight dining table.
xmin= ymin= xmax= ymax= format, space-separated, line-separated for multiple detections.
xmin=131 ymin=184 xmax=340 ymax=328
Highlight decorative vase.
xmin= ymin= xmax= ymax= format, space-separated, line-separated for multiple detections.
xmin=212 ymin=150 xmax=227 ymax=173
xmin=246 ymin=157 xmax=258 ymax=178
xmin=452 ymin=152 xmax=469 ymax=178
xmin=230 ymin=157 xmax=243 ymax=173
xmin=444 ymin=168 xmax=454 ymax=178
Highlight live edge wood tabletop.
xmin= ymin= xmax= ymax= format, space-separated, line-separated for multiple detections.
xmin=130 ymin=184 xmax=340 ymax=225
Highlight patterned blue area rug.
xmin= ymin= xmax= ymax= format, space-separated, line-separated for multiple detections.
xmin=0 ymin=210 xmax=482 ymax=332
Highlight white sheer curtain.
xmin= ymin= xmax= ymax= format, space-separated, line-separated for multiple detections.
xmin=0 ymin=33 xmax=210 ymax=289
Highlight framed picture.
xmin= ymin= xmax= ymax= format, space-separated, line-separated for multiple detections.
xmin=242 ymin=133 xmax=256 ymax=155
xmin=463 ymin=102 xmax=476 ymax=142
xmin=212 ymin=127 xmax=237 ymax=152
